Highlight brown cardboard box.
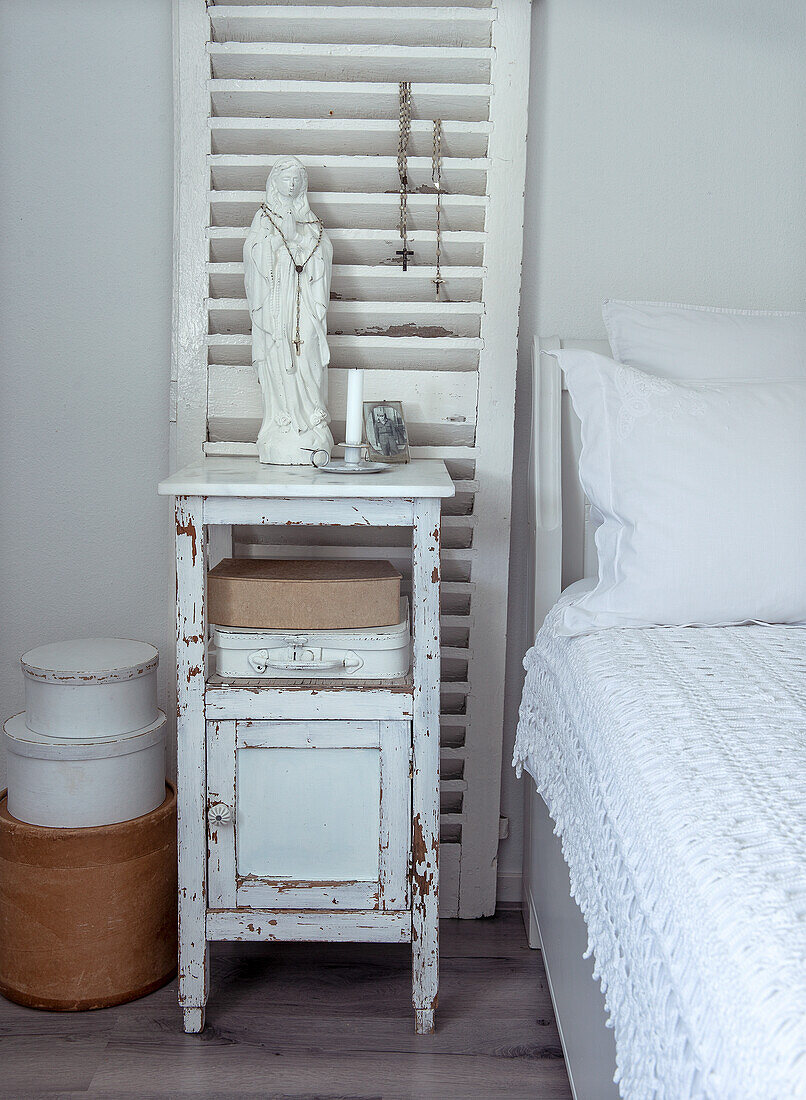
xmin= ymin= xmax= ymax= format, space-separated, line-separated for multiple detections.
xmin=0 ymin=784 xmax=177 ymax=1011
xmin=207 ymin=558 xmax=403 ymax=629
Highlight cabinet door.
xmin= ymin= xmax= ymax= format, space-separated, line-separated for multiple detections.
xmin=206 ymin=720 xmax=410 ymax=911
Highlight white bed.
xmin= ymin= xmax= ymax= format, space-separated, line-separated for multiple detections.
xmin=518 ymin=339 xmax=806 ymax=1100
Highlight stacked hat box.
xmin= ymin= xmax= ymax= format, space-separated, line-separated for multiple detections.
xmin=6 ymin=639 xmax=166 ymax=827
xmin=208 ymin=558 xmax=411 ymax=679
xmin=0 ymin=638 xmax=176 ymax=1011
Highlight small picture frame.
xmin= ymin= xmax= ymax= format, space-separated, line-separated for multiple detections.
xmin=363 ymin=401 xmax=410 ymax=464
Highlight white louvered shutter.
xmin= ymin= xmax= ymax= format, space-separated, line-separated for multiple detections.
xmin=172 ymin=0 xmax=531 ymax=917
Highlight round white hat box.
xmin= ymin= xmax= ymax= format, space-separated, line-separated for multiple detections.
xmin=3 ymin=712 xmax=167 ymax=828
xmin=21 ymin=639 xmax=158 ymax=738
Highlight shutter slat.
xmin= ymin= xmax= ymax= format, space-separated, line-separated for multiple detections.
xmin=209 ymin=79 xmax=492 ymax=122
xmin=208 ymin=299 xmax=483 ymax=338
xmin=207 ymin=334 xmax=481 ymax=370
xmin=209 ymin=154 xmax=488 ymax=193
xmin=210 ymin=119 xmax=488 ymax=157
xmin=209 ymin=418 xmax=474 ymax=448
xmin=209 ymin=263 xmax=484 ymax=302
xmin=209 ymin=0 xmax=492 ymax=8
xmin=210 ymin=6 xmax=492 ymax=48
xmin=208 ymin=362 xmax=478 ymax=429
xmin=208 ymin=227 xmax=485 ymax=266
xmin=209 ymin=42 xmax=492 ymax=83
xmin=209 ymin=190 xmax=487 ymax=231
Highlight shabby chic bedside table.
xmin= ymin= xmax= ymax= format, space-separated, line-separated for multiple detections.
xmin=158 ymin=458 xmax=454 ymax=1035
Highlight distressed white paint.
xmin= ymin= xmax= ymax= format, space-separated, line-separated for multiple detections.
xmin=173 ymin=0 xmax=528 ymax=918
xmin=209 ymin=227 xmax=486 ymax=268
xmin=173 ymin=0 xmax=209 ymax=470
xmin=206 ymin=719 xmax=236 ymax=908
xmin=456 ymin=0 xmax=531 ymax=916
xmin=204 ymin=497 xmax=415 ymax=527
xmin=205 ymin=680 xmax=414 ymax=722
xmin=206 ymin=364 xmax=479 ymax=441
xmin=238 ymin=881 xmax=380 ymax=911
xmin=175 ymin=495 xmax=208 ymax=1033
xmin=207 ymin=909 xmax=412 ymax=943
xmin=3 ymin=711 xmax=166 ymax=830
xmin=160 ymin=457 xmax=454 ymax=500
xmin=210 ymin=263 xmax=484 ymax=302
xmin=379 ymin=721 xmax=411 ymax=911
xmin=165 ymin=464 xmax=449 ymax=1031
xmin=207 ymin=719 xmax=412 ymax=911
xmin=411 ymin=497 xmax=441 ymax=1032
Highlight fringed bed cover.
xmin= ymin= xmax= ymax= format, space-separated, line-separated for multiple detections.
xmin=514 ymin=590 xmax=806 ymax=1100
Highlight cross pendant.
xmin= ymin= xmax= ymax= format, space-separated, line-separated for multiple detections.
xmin=293 ymin=335 xmax=303 ymax=355
xmin=432 ymin=276 xmax=444 ymax=299
xmin=395 ymin=245 xmax=415 ymax=272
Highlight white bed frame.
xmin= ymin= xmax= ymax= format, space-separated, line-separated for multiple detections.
xmin=521 ymin=336 xmax=620 ymax=1100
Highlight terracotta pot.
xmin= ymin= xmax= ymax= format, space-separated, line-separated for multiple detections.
xmin=0 ymin=783 xmax=177 ymax=1011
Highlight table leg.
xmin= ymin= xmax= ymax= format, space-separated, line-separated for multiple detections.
xmin=175 ymin=495 xmax=209 ymax=1031
xmin=411 ymin=497 xmax=441 ymax=1034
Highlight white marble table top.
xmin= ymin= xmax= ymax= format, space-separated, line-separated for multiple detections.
xmin=159 ymin=457 xmax=455 ymax=499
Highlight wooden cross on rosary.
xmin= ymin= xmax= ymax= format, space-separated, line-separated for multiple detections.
xmin=395 ymin=240 xmax=415 ymax=272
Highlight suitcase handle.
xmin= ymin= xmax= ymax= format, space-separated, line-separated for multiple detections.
xmin=247 ymin=648 xmax=364 ymax=674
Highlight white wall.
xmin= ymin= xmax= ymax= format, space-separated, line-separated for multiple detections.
xmin=0 ymin=0 xmax=174 ymax=785
xmin=498 ymin=0 xmax=806 ymax=901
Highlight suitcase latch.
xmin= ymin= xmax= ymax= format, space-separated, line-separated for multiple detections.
xmin=247 ymin=647 xmax=364 ymax=674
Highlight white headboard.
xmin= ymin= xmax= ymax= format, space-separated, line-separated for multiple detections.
xmin=529 ymin=335 xmax=611 ymax=636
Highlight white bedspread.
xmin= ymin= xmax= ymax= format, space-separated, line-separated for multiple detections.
xmin=514 ymin=590 xmax=806 ymax=1100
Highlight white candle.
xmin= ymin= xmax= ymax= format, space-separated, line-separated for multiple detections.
xmin=344 ymin=368 xmax=364 ymax=464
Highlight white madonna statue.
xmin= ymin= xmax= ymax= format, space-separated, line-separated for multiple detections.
xmin=244 ymin=156 xmax=334 ymax=465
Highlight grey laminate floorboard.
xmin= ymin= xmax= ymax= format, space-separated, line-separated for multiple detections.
xmin=0 ymin=913 xmax=571 ymax=1100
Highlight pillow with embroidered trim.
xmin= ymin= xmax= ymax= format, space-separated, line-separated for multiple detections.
xmin=552 ymin=349 xmax=806 ymax=634
xmin=602 ymin=299 xmax=806 ymax=380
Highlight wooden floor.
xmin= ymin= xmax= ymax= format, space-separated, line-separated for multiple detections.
xmin=0 ymin=913 xmax=571 ymax=1099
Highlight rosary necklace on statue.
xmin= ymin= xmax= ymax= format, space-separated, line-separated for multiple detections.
xmin=396 ymin=82 xmax=414 ymax=271
xmin=261 ymin=202 xmax=323 ymax=357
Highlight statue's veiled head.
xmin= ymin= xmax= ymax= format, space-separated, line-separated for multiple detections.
xmin=266 ymin=156 xmax=313 ymax=221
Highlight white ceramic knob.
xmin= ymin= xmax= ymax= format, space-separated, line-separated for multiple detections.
xmin=207 ymin=802 xmax=233 ymax=826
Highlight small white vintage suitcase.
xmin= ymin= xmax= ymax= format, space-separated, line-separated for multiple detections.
xmin=21 ymin=638 xmax=159 ymax=738
xmin=213 ymin=599 xmax=410 ymax=680
xmin=3 ymin=711 xmax=167 ymax=829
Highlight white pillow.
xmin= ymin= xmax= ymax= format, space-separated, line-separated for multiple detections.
xmin=553 ymin=349 xmax=806 ymax=634
xmin=602 ymin=299 xmax=806 ymax=380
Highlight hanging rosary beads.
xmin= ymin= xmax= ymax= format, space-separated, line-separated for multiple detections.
xmin=396 ymin=82 xmax=414 ymax=271
xmin=261 ymin=202 xmax=323 ymax=357
xmin=396 ymin=83 xmax=445 ymax=299
xmin=431 ymin=119 xmax=444 ymax=300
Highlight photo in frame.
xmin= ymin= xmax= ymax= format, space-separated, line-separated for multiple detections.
xmin=363 ymin=401 xmax=410 ymax=464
